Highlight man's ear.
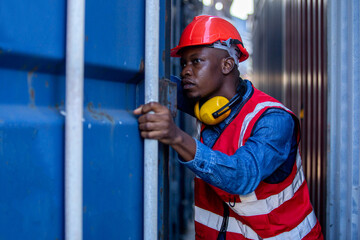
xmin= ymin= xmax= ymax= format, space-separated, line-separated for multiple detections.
xmin=221 ymin=57 xmax=236 ymax=75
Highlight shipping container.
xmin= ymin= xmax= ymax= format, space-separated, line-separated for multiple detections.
xmin=0 ymin=0 xmax=196 ymax=239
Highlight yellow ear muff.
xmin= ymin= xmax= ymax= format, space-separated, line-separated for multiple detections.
xmin=194 ymin=96 xmax=231 ymax=125
xmin=194 ymin=101 xmax=201 ymax=121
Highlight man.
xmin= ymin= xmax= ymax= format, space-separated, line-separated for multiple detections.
xmin=134 ymin=15 xmax=323 ymax=239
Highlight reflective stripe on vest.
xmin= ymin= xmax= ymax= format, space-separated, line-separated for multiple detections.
xmin=239 ymin=101 xmax=291 ymax=147
xmin=233 ymin=151 xmax=304 ymax=216
xmin=263 ymin=210 xmax=317 ymax=240
xmin=195 ymin=206 xmax=318 ymax=240
xmin=195 ymin=206 xmax=260 ymax=240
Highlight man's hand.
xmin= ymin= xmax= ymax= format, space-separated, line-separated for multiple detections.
xmin=133 ymin=101 xmax=196 ymax=161
xmin=133 ymin=102 xmax=181 ymax=145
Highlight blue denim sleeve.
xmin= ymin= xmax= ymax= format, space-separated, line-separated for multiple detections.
xmin=179 ymin=109 xmax=296 ymax=195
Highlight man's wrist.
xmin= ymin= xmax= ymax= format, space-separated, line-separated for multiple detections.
xmin=170 ymin=130 xmax=196 ymax=162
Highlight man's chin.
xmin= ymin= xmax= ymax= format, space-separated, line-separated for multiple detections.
xmin=184 ymin=92 xmax=201 ymax=102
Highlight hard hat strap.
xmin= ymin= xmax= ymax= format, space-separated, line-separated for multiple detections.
xmin=211 ymin=38 xmax=241 ymax=66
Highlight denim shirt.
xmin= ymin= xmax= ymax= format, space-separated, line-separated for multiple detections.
xmin=171 ymin=76 xmax=298 ymax=195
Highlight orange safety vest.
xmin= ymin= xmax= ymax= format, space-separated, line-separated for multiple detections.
xmin=194 ymin=87 xmax=323 ymax=240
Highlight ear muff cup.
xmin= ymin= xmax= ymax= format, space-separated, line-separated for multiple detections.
xmin=194 ymin=96 xmax=231 ymax=125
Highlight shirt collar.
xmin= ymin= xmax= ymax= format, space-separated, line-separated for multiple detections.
xmin=201 ymin=79 xmax=254 ymax=147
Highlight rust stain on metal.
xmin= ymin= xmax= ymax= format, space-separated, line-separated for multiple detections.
xmin=27 ymin=66 xmax=38 ymax=107
xmin=86 ymin=102 xmax=117 ymax=155
xmin=29 ymin=88 xmax=35 ymax=99
xmin=87 ymin=102 xmax=114 ymax=124
xmin=27 ymin=66 xmax=38 ymax=79
xmin=139 ymin=59 xmax=144 ymax=72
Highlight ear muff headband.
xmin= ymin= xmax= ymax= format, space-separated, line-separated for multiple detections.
xmin=194 ymin=93 xmax=242 ymax=125
xmin=212 ymin=93 xmax=242 ymax=118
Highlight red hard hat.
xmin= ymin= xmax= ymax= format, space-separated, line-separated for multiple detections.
xmin=170 ymin=15 xmax=249 ymax=62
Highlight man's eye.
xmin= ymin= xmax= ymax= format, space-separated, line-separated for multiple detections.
xmin=193 ymin=58 xmax=201 ymax=64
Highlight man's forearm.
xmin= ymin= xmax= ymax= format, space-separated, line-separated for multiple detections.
xmin=170 ymin=128 xmax=196 ymax=162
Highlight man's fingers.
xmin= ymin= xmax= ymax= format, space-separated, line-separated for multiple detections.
xmin=133 ymin=105 xmax=144 ymax=115
xmin=140 ymin=130 xmax=168 ymax=140
xmin=137 ymin=111 xmax=172 ymax=132
xmin=137 ymin=112 xmax=171 ymax=124
xmin=134 ymin=102 xmax=166 ymax=115
xmin=134 ymin=102 xmax=175 ymax=144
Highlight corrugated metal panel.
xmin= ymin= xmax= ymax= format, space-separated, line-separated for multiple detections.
xmin=252 ymin=0 xmax=284 ymax=101
xmin=0 ymin=0 xmax=170 ymax=239
xmin=252 ymin=0 xmax=327 ymax=232
xmin=283 ymin=0 xmax=328 ymax=230
xmin=327 ymin=0 xmax=360 ymax=239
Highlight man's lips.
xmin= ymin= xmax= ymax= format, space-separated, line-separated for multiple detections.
xmin=183 ymin=84 xmax=196 ymax=90
xmin=182 ymin=79 xmax=196 ymax=90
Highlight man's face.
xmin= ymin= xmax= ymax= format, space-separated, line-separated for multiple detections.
xmin=179 ymin=46 xmax=227 ymax=101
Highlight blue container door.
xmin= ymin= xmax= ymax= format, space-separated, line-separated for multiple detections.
xmin=0 ymin=0 xmax=67 ymax=238
xmin=0 ymin=0 xmax=162 ymax=239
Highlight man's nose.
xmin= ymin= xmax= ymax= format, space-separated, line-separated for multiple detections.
xmin=181 ymin=64 xmax=192 ymax=77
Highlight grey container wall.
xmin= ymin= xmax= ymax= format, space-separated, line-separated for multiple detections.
xmin=327 ymin=0 xmax=360 ymax=239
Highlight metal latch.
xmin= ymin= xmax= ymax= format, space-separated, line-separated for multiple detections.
xmin=159 ymin=78 xmax=177 ymax=118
